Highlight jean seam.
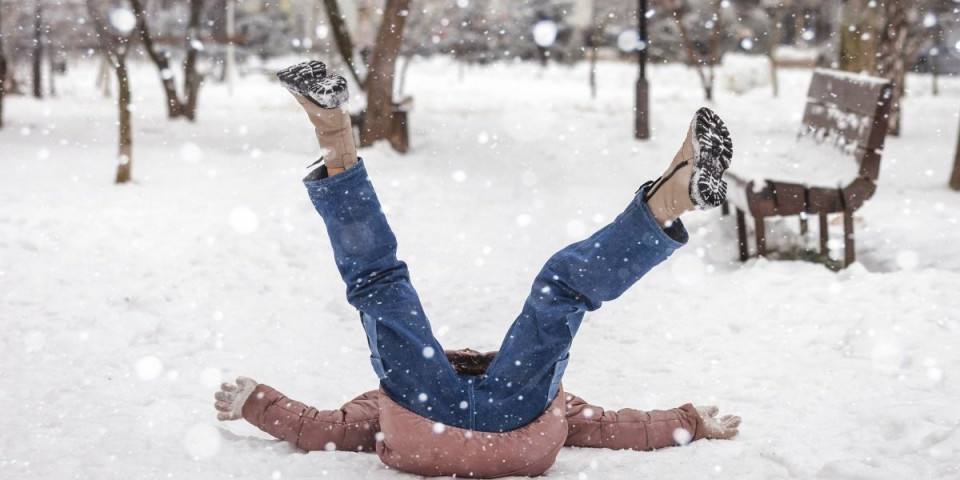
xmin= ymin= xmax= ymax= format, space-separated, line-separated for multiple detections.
xmin=468 ymin=381 xmax=476 ymax=430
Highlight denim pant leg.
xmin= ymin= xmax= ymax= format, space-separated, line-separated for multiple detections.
xmin=303 ymin=161 xmax=469 ymax=428
xmin=474 ymin=185 xmax=689 ymax=432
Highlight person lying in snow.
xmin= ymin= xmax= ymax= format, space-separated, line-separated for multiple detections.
xmin=214 ymin=60 xmax=740 ymax=478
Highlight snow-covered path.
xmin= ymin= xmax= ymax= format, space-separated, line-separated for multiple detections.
xmin=2 ymin=57 xmax=959 ymax=479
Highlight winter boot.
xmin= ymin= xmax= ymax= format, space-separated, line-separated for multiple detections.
xmin=643 ymin=107 xmax=733 ymax=226
xmin=277 ymin=61 xmax=357 ymax=173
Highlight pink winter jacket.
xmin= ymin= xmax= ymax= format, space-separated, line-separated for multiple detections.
xmin=241 ymin=350 xmax=706 ymax=478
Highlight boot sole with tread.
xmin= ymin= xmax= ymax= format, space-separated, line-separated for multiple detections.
xmin=689 ymin=107 xmax=733 ymax=210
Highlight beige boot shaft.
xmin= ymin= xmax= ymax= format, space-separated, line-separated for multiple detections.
xmin=645 ymin=128 xmax=697 ymax=225
xmin=292 ymin=92 xmax=357 ymax=171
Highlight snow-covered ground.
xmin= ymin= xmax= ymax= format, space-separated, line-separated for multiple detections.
xmin=1 ymin=56 xmax=959 ymax=479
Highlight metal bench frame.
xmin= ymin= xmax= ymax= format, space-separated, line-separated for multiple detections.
xmin=722 ymin=69 xmax=893 ymax=268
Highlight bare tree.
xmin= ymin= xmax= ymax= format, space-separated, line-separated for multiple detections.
xmin=0 ymin=5 xmax=7 ymax=128
xmin=874 ymin=0 xmax=908 ymax=136
xmin=587 ymin=23 xmax=600 ymax=99
xmin=659 ymin=0 xmax=724 ymax=101
xmin=762 ymin=1 xmax=789 ymax=97
xmin=32 ymin=0 xmax=44 ymax=99
xmin=129 ymin=0 xmax=205 ymax=120
xmin=951 ymin=112 xmax=960 ymax=191
xmin=86 ymin=0 xmax=135 ymax=183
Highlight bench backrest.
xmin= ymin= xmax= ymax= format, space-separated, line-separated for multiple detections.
xmin=800 ymin=69 xmax=893 ymax=181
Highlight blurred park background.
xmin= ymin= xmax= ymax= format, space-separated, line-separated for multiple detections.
xmin=1 ymin=0 xmax=959 ymax=177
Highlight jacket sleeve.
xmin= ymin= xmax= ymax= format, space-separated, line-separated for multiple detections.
xmin=563 ymin=392 xmax=705 ymax=451
xmin=241 ymin=384 xmax=381 ymax=452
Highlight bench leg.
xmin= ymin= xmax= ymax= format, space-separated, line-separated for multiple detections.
xmin=799 ymin=215 xmax=808 ymax=235
xmin=819 ymin=214 xmax=829 ymax=259
xmin=754 ymin=216 xmax=767 ymax=258
xmin=721 ymin=202 xmax=730 ymax=216
xmin=735 ymin=208 xmax=749 ymax=262
xmin=843 ymin=209 xmax=855 ymax=267
xmin=389 ymin=110 xmax=409 ymax=154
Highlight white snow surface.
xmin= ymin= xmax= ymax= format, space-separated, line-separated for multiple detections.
xmin=2 ymin=56 xmax=960 ymax=479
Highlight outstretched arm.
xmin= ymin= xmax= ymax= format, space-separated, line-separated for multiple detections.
xmin=563 ymin=392 xmax=740 ymax=451
xmin=215 ymin=378 xmax=381 ymax=452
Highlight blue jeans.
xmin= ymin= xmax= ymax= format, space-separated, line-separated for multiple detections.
xmin=303 ymin=161 xmax=687 ymax=433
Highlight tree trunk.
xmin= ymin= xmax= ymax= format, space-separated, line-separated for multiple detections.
xmin=359 ymin=0 xmax=410 ymax=148
xmin=766 ymin=7 xmax=786 ymax=98
xmin=32 ymin=0 xmax=43 ymax=99
xmin=181 ymin=0 xmax=204 ymax=121
xmin=130 ymin=0 xmax=182 ymax=117
xmin=873 ymin=0 xmax=907 ymax=136
xmin=86 ymin=0 xmax=135 ymax=183
xmin=225 ymin=0 xmax=236 ymax=95
xmin=97 ymin=53 xmax=112 ymax=98
xmin=0 ymin=52 xmax=6 ymax=130
xmin=48 ymin=52 xmax=56 ymax=97
xmin=115 ymin=55 xmax=133 ymax=184
xmin=951 ymin=113 xmax=960 ymax=191
xmin=767 ymin=51 xmax=779 ymax=97
xmin=321 ymin=0 xmax=362 ymax=85
xmin=588 ymin=26 xmax=599 ymax=99
xmin=0 ymin=6 xmax=6 ymax=129
xmin=589 ymin=45 xmax=597 ymax=99
xmin=838 ymin=0 xmax=878 ymax=73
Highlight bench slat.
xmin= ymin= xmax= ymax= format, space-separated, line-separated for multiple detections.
xmin=807 ymin=186 xmax=844 ymax=214
xmin=802 ymin=70 xmax=891 ymax=152
xmin=806 ymin=69 xmax=889 ymax=117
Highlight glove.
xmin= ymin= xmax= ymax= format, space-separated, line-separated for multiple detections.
xmin=214 ymin=376 xmax=258 ymax=421
xmin=696 ymin=405 xmax=741 ymax=440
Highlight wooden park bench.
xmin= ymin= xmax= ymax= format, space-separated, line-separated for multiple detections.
xmin=722 ymin=69 xmax=893 ymax=268
xmin=350 ymin=96 xmax=413 ymax=153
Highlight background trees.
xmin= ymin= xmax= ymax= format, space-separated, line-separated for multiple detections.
xmin=0 ymin=0 xmax=956 ymax=182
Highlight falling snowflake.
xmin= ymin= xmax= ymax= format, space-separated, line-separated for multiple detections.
xmin=617 ymin=29 xmax=639 ymax=52
xmin=533 ymin=20 xmax=558 ymax=48
xmin=109 ymin=8 xmax=136 ymax=34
